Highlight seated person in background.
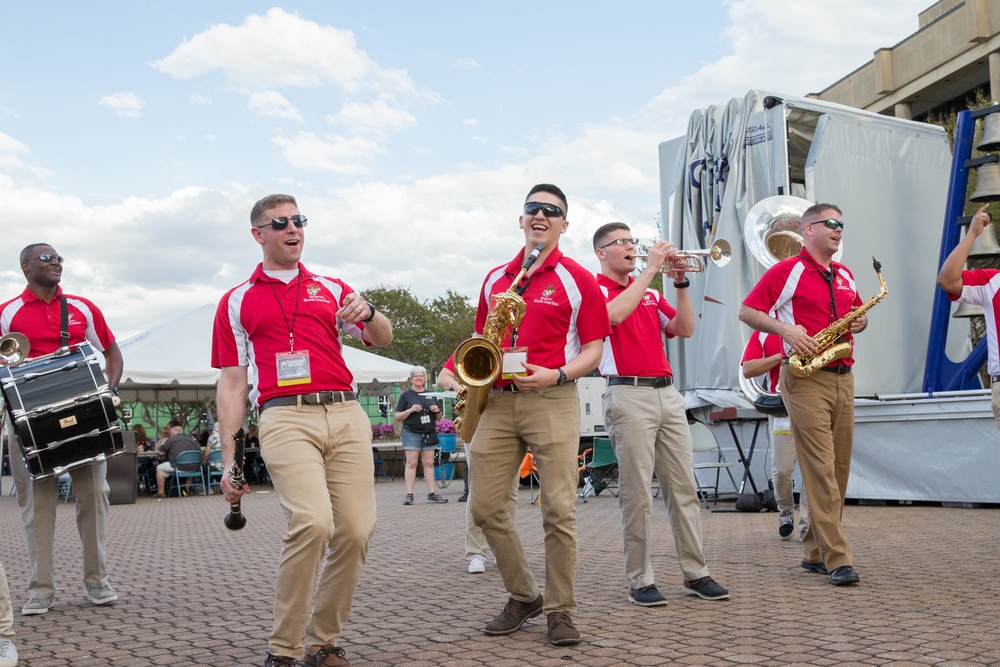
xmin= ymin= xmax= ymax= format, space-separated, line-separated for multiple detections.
xmin=132 ymin=424 xmax=153 ymax=452
xmin=155 ymin=425 xmax=202 ymax=497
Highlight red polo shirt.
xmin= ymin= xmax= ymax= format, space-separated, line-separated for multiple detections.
xmin=950 ymin=269 xmax=1000 ymax=375
xmin=596 ymin=274 xmax=676 ymax=377
xmin=741 ymin=330 xmax=784 ymax=391
xmin=211 ymin=262 xmax=369 ymax=408
xmin=475 ymin=247 xmax=609 ymax=387
xmin=742 ymin=249 xmax=863 ymax=367
xmin=0 ymin=286 xmax=116 ymax=356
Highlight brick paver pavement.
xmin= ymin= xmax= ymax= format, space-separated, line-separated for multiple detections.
xmin=1 ymin=476 xmax=998 ymax=666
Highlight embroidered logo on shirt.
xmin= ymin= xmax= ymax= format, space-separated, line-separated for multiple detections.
xmin=303 ymin=283 xmax=331 ymax=304
xmin=533 ymin=284 xmax=560 ymax=306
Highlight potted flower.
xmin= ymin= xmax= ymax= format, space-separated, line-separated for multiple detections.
xmin=371 ymin=423 xmax=396 ymax=441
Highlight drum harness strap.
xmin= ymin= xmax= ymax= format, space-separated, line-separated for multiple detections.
xmin=59 ymin=295 xmax=69 ymax=346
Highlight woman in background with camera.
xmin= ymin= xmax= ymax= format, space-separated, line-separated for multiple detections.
xmin=395 ymin=366 xmax=447 ymax=505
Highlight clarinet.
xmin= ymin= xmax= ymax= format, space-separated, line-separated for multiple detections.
xmin=223 ymin=427 xmax=248 ymax=530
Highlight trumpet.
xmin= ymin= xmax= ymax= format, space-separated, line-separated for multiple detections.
xmin=628 ymin=239 xmax=732 ymax=278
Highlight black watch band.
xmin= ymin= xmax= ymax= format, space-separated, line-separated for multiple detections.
xmin=557 ymin=368 xmax=568 ymax=386
xmin=361 ymin=302 xmax=377 ymax=323
xmin=673 ymin=278 xmax=690 ymax=289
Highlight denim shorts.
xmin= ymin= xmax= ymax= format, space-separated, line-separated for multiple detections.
xmin=401 ymin=429 xmax=436 ymax=451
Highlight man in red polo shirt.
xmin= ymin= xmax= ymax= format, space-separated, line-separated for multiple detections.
xmin=212 ymin=194 xmax=392 ymax=667
xmin=468 ymin=184 xmax=609 ymax=647
xmin=1 ymin=243 xmax=123 ymax=615
xmin=593 ymin=222 xmax=729 ymax=608
xmin=937 ymin=204 xmax=1000 ymax=429
xmin=741 ymin=330 xmax=809 ymax=541
xmin=739 ymin=202 xmax=867 ymax=587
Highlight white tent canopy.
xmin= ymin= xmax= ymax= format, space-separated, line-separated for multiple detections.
xmin=117 ymin=303 xmax=412 ymax=403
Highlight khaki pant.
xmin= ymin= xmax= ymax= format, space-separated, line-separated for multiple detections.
xmin=469 ymin=384 xmax=580 ymax=614
xmin=781 ymin=366 xmax=854 ymax=570
xmin=603 ymin=383 xmax=710 ymax=586
xmin=9 ymin=431 xmax=111 ymax=602
xmin=464 ymin=441 xmax=518 ymax=560
xmin=769 ymin=417 xmax=809 ymax=531
xmin=258 ymin=401 xmax=377 ymax=658
xmin=0 ymin=559 xmax=13 ymax=640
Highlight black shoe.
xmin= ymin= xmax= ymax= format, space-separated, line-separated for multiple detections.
xmin=801 ymin=560 xmax=829 ymax=575
xmin=829 ymin=565 xmax=861 ymax=586
xmin=458 ymin=492 xmax=468 ymax=502
xmin=628 ymin=585 xmax=668 ymax=607
xmin=264 ymin=653 xmax=301 ymax=666
xmin=683 ymin=576 xmax=730 ymax=600
xmin=778 ymin=514 xmax=794 ymax=540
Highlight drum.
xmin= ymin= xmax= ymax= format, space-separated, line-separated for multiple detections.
xmin=1 ymin=343 xmax=123 ymax=479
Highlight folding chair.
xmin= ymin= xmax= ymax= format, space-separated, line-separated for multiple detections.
xmin=206 ymin=450 xmax=224 ymax=494
xmin=583 ymin=437 xmax=618 ymax=497
xmin=171 ymin=450 xmax=207 ymax=497
xmin=690 ymin=421 xmax=738 ymax=508
xmin=372 ymin=446 xmax=389 ymax=481
xmin=519 ymin=451 xmax=542 ymax=505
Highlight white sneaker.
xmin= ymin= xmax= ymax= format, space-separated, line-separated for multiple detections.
xmin=468 ymin=555 xmax=487 ymax=574
xmin=0 ymin=638 xmax=17 ymax=667
xmin=20 ymin=598 xmax=53 ymax=615
xmin=85 ymin=585 xmax=118 ymax=605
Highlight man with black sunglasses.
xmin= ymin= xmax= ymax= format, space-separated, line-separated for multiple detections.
xmin=212 ymin=194 xmax=392 ymax=667
xmin=467 ymin=184 xmax=609 ymax=647
xmin=593 ymin=222 xmax=730 ymax=608
xmin=1 ymin=243 xmax=123 ymax=615
xmin=739 ymin=202 xmax=867 ymax=587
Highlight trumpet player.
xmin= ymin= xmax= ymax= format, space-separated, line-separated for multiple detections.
xmin=739 ymin=202 xmax=866 ymax=587
xmin=594 ymin=224 xmax=730 ymax=607
xmin=937 ymin=204 xmax=1000 ymax=430
xmin=468 ymin=184 xmax=609 ymax=647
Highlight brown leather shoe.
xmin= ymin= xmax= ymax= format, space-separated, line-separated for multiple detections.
xmin=483 ymin=595 xmax=544 ymax=635
xmin=303 ymin=644 xmax=350 ymax=666
xmin=547 ymin=611 xmax=581 ymax=646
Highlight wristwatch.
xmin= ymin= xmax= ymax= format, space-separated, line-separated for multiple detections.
xmin=673 ymin=278 xmax=691 ymax=289
xmin=557 ymin=368 xmax=568 ymax=386
xmin=361 ymin=302 xmax=377 ymax=323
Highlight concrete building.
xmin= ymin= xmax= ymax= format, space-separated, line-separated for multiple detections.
xmin=811 ymin=0 xmax=1000 ymax=120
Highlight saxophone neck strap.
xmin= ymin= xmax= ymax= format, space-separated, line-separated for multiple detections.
xmin=798 ymin=256 xmax=838 ymax=321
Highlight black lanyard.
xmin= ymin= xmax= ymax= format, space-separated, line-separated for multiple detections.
xmin=799 ymin=256 xmax=838 ymax=324
xmin=267 ymin=272 xmax=302 ymax=351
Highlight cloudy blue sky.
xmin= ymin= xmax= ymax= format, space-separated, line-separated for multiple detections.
xmin=0 ymin=1 xmax=931 ymax=338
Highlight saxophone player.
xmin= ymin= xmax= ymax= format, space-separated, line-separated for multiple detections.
xmin=738 ymin=202 xmax=867 ymax=587
xmin=469 ymin=184 xmax=609 ymax=647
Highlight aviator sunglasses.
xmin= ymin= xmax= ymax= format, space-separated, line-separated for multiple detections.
xmin=523 ymin=201 xmax=565 ymax=219
xmin=254 ymin=215 xmax=308 ymax=231
xmin=809 ymin=218 xmax=844 ymax=230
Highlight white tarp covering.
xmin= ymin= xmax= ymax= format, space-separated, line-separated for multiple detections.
xmin=117 ymin=303 xmax=412 ymax=402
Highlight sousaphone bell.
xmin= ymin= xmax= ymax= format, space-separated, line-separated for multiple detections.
xmin=744 ymin=195 xmax=844 ymax=268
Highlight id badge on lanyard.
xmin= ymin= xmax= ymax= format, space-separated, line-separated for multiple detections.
xmin=276 ymin=350 xmax=312 ymax=387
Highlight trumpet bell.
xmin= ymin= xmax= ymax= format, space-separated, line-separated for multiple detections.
xmin=0 ymin=332 xmax=29 ymax=366
xmin=710 ymin=239 xmax=732 ymax=267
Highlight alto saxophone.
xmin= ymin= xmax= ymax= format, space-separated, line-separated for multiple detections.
xmin=453 ymin=243 xmax=545 ymax=442
xmin=786 ymin=257 xmax=887 ymax=378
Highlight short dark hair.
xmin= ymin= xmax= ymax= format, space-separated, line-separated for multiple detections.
xmin=593 ymin=222 xmax=631 ymax=251
xmin=250 ymin=194 xmax=298 ymax=226
xmin=525 ymin=184 xmax=568 ymax=214
xmin=802 ymin=202 xmax=842 ymax=223
xmin=19 ymin=243 xmax=53 ymax=265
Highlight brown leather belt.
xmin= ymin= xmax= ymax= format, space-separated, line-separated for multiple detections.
xmin=608 ymin=375 xmax=672 ymax=387
xmin=260 ymin=391 xmax=357 ymax=412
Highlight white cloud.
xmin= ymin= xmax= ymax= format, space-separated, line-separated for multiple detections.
xmin=462 ymin=119 xmax=478 ymax=127
xmin=454 ymin=56 xmax=480 ymax=72
xmin=98 ymin=91 xmax=145 ymax=117
xmin=0 ymin=132 xmax=29 ymax=156
xmin=326 ymin=99 xmax=416 ymax=137
xmin=189 ymin=93 xmax=213 ymax=105
xmin=272 ymin=131 xmax=384 ymax=174
xmin=248 ymin=90 xmax=304 ymax=121
xmin=151 ymin=7 xmax=417 ymax=98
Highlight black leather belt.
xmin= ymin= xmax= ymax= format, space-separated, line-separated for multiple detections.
xmin=260 ymin=391 xmax=357 ymax=411
xmin=991 ymin=375 xmax=1000 ymax=384
xmin=608 ymin=375 xmax=672 ymax=387
xmin=818 ymin=365 xmax=852 ymax=375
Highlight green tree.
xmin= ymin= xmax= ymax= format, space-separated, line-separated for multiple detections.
xmin=345 ymin=286 xmax=475 ymax=381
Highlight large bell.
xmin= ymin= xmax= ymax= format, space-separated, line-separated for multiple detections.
xmin=967 ymin=223 xmax=1000 ymax=258
xmin=970 ymin=162 xmax=1000 ymax=202
xmin=978 ymin=113 xmax=1000 ymax=152
xmin=953 ymin=302 xmax=984 ymax=318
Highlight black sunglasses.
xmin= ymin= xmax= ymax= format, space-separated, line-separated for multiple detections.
xmin=809 ymin=218 xmax=844 ymax=230
xmin=28 ymin=253 xmax=64 ymax=264
xmin=255 ymin=215 xmax=308 ymax=231
xmin=523 ymin=202 xmax=564 ymax=219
